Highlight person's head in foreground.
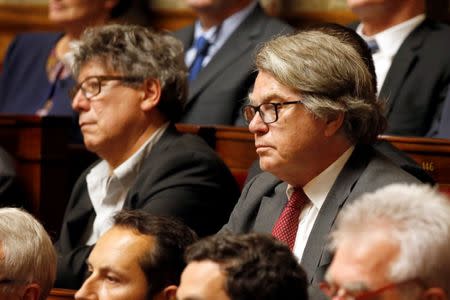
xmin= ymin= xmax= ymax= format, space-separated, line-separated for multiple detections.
xmin=70 ymin=24 xmax=187 ymax=168
xmin=242 ymin=23 xmax=385 ymax=186
xmin=0 ymin=207 xmax=56 ymax=300
xmin=324 ymin=183 xmax=450 ymax=300
xmin=177 ymin=232 xmax=309 ymax=300
xmin=75 ymin=210 xmax=198 ymax=300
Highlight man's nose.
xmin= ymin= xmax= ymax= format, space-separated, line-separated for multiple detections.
xmin=248 ymin=112 xmax=269 ymax=134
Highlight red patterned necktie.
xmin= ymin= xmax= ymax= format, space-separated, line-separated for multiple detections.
xmin=272 ymin=188 xmax=309 ymax=250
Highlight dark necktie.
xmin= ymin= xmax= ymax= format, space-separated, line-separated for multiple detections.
xmin=366 ymin=39 xmax=379 ymax=54
xmin=272 ymin=188 xmax=309 ymax=250
xmin=188 ymin=36 xmax=210 ymax=81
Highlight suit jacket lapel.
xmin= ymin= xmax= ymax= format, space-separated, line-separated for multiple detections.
xmin=379 ymin=20 xmax=427 ymax=116
xmin=124 ymin=125 xmax=179 ymax=208
xmin=300 ymin=145 xmax=371 ymax=283
xmin=187 ymin=5 xmax=266 ymax=104
xmin=65 ymin=180 xmax=96 ymax=247
xmin=253 ymin=181 xmax=288 ymax=232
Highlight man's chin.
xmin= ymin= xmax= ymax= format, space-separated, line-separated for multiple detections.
xmin=259 ymin=158 xmax=276 ymax=173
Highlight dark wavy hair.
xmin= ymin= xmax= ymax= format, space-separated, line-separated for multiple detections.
xmin=185 ymin=233 xmax=308 ymax=300
xmin=114 ymin=210 xmax=198 ymax=299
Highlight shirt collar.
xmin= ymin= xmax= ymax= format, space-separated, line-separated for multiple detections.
xmin=357 ymin=14 xmax=425 ymax=57
xmin=113 ymin=122 xmax=169 ymax=187
xmin=88 ymin=122 xmax=169 ymax=191
xmin=193 ymin=0 xmax=257 ymax=44
xmin=287 ymin=146 xmax=355 ymax=210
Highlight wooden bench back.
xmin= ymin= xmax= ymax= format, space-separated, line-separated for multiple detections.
xmin=1 ymin=116 xmax=449 ymax=235
xmin=47 ymin=288 xmax=75 ymax=300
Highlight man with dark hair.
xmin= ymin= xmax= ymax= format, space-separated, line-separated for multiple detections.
xmin=55 ymin=24 xmax=239 ymax=289
xmin=177 ymin=233 xmax=308 ymax=300
xmin=75 ymin=210 xmax=198 ymax=300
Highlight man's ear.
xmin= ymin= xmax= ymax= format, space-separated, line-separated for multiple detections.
xmin=140 ymin=78 xmax=161 ymax=112
xmin=154 ymin=285 xmax=177 ymax=300
xmin=22 ymin=283 xmax=40 ymax=300
xmin=324 ymin=111 xmax=344 ymax=137
xmin=422 ymin=287 xmax=447 ymax=300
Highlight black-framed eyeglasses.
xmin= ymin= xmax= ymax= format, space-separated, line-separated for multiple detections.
xmin=242 ymin=100 xmax=304 ymax=125
xmin=69 ymin=75 xmax=144 ymax=101
xmin=319 ymin=278 xmax=425 ymax=300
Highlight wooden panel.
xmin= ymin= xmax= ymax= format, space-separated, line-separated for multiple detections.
xmin=0 ymin=115 xmax=71 ymax=238
xmin=0 ymin=4 xmax=358 ymax=61
xmin=47 ymin=288 xmax=75 ymax=300
xmin=379 ymin=135 xmax=450 ymax=189
xmin=214 ymin=126 xmax=256 ymax=173
xmin=0 ymin=4 xmax=57 ymax=62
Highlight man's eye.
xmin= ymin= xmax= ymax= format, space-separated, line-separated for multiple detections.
xmin=105 ymin=275 xmax=119 ymax=283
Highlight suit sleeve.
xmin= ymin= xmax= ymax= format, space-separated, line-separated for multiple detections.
xmin=53 ymin=167 xmax=95 ymax=289
xmin=219 ymin=174 xmax=260 ymax=234
xmin=129 ymin=146 xmax=240 ymax=237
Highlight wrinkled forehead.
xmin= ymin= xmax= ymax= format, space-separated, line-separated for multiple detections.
xmin=248 ymin=70 xmax=300 ymax=104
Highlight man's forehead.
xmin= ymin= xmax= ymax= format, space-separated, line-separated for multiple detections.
xmin=250 ymin=71 xmax=300 ymax=102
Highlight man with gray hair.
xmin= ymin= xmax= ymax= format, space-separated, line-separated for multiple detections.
xmin=0 ymin=207 xmax=57 ymax=300
xmin=55 ymin=24 xmax=239 ymax=289
xmin=323 ymin=183 xmax=450 ymax=300
xmin=221 ymin=23 xmax=420 ymax=298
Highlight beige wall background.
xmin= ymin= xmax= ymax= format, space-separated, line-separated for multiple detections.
xmin=0 ymin=0 xmax=349 ymax=11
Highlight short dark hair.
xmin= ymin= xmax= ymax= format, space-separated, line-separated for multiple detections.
xmin=114 ymin=210 xmax=198 ymax=299
xmin=185 ymin=233 xmax=308 ymax=300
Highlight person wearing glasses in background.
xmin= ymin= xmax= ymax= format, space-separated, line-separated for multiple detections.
xmin=55 ymin=24 xmax=240 ymax=290
xmin=324 ymin=183 xmax=450 ymax=300
xmin=0 ymin=208 xmax=56 ymax=300
xmin=220 ymin=24 xmax=420 ymax=300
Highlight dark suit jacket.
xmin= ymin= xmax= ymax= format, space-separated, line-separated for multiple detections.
xmin=0 ymin=147 xmax=25 ymax=207
xmin=351 ymin=19 xmax=450 ymax=136
xmin=221 ymin=145 xmax=420 ymax=299
xmin=55 ymin=126 xmax=240 ymax=289
xmin=0 ymin=32 xmax=76 ymax=116
xmin=427 ymin=87 xmax=450 ymax=139
xmin=174 ymin=5 xmax=293 ymax=126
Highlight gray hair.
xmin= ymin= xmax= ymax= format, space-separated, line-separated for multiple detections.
xmin=0 ymin=208 xmax=56 ymax=300
xmin=329 ymin=183 xmax=450 ymax=296
xmin=71 ymin=24 xmax=188 ymax=122
xmin=255 ymin=24 xmax=386 ymax=144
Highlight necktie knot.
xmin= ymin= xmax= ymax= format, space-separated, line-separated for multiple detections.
xmin=188 ymin=36 xmax=211 ymax=81
xmin=287 ymin=188 xmax=308 ymax=210
xmin=366 ymin=39 xmax=379 ymax=54
xmin=195 ymin=36 xmax=210 ymax=56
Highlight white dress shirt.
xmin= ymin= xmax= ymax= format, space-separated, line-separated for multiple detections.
xmin=289 ymin=146 xmax=355 ymax=261
xmin=357 ymin=14 xmax=426 ymax=94
xmin=185 ymin=1 xmax=258 ymax=68
xmin=84 ymin=123 xmax=169 ymax=245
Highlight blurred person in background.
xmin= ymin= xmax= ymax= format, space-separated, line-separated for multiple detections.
xmin=0 ymin=0 xmax=131 ymax=117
